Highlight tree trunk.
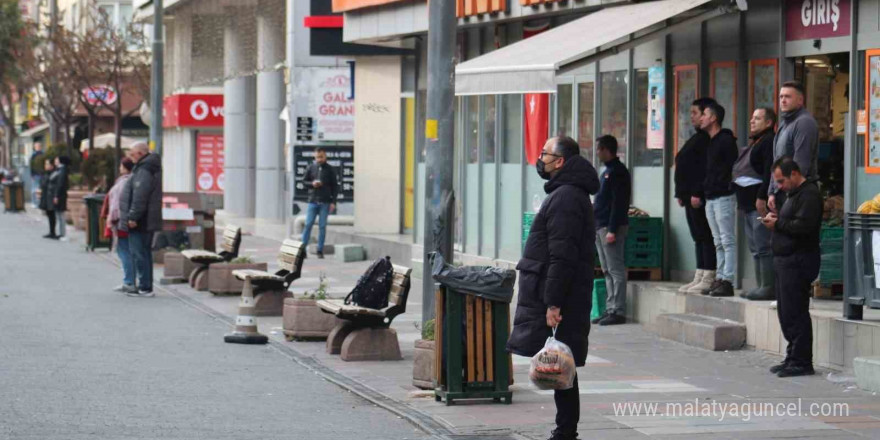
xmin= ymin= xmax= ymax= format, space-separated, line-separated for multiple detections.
xmin=87 ymin=111 xmax=95 ymax=153
xmin=114 ymin=112 xmax=121 ymax=181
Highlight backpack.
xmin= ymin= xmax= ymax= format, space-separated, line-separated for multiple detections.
xmin=345 ymin=256 xmax=394 ymax=309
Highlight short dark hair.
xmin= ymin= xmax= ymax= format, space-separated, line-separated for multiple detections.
xmin=692 ymin=97 xmax=717 ymax=113
xmin=705 ymin=102 xmax=726 ymax=126
xmin=58 ymin=156 xmax=71 ymax=166
xmin=781 ymin=80 xmax=806 ymax=96
xmin=315 ymin=147 xmax=326 ymax=155
xmin=772 ymin=156 xmax=801 ymax=177
xmin=596 ymin=135 xmax=618 ymax=155
xmin=121 ymin=157 xmax=134 ymax=172
xmin=758 ymin=107 xmax=777 ymax=127
xmin=553 ymin=136 xmax=581 ymax=159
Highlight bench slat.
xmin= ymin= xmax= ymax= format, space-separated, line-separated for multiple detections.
xmin=485 ymin=299 xmax=494 ymax=382
xmin=435 ymin=288 xmax=445 ymax=386
xmin=476 ymin=297 xmax=485 ymax=382
xmin=466 ymin=295 xmax=476 ymax=382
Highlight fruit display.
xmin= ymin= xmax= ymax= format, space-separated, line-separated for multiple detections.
xmin=857 ymin=193 xmax=880 ymax=214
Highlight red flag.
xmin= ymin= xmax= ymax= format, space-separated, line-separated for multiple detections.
xmin=524 ymin=93 xmax=549 ymax=165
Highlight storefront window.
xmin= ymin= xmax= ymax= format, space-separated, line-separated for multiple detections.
xmin=502 ymin=94 xmax=522 ymax=163
xmin=601 ymin=71 xmax=628 ymax=165
xmin=577 ymin=82 xmax=595 ymax=162
xmin=483 ymin=95 xmax=497 ymax=163
xmin=750 ymin=59 xmax=778 ymax=114
xmin=467 ymin=96 xmax=479 ymax=164
xmin=674 ymin=65 xmax=698 ymax=154
xmin=557 ymin=84 xmax=573 ymax=138
xmin=633 ymin=69 xmax=660 ymax=167
xmin=711 ymin=62 xmax=736 ymax=130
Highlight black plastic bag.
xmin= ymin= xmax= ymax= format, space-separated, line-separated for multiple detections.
xmin=430 ymin=252 xmax=516 ymax=303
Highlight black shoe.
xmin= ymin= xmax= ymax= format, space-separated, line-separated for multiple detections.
xmin=599 ymin=313 xmax=626 ymax=326
xmin=591 ymin=311 xmax=608 ymax=325
xmin=769 ymin=361 xmax=788 ymax=374
xmin=704 ymin=279 xmax=722 ymax=295
xmin=745 ymin=287 xmax=776 ymax=301
xmin=43 ymin=234 xmax=58 ymax=239
xmin=316 ymin=252 xmax=325 ymax=259
xmin=547 ymin=429 xmax=578 ymax=440
xmin=709 ymin=280 xmax=734 ymax=297
xmin=777 ymin=364 xmax=815 ymax=378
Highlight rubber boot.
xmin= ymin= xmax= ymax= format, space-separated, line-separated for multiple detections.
xmin=746 ymin=256 xmax=776 ymax=300
xmin=740 ymin=258 xmax=762 ymax=298
xmin=687 ymin=270 xmax=716 ymax=294
xmin=679 ymin=269 xmax=704 ymax=293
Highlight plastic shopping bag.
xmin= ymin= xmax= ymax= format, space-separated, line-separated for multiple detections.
xmin=528 ymin=327 xmax=576 ymax=390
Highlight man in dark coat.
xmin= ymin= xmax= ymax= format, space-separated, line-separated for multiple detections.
xmin=40 ymin=159 xmax=58 ymax=239
xmin=507 ymin=136 xmax=599 ymax=440
xmin=119 ymin=142 xmax=163 ymax=297
xmin=50 ymin=156 xmax=70 ymax=240
xmin=300 ymin=147 xmax=339 ymax=259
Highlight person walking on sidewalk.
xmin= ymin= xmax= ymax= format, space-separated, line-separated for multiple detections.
xmin=301 ymin=148 xmax=338 ymax=259
xmin=761 ymin=157 xmax=822 ymax=377
xmin=507 ymin=136 xmax=599 ymax=440
xmin=769 ymin=81 xmax=819 ymax=212
xmin=49 ymin=156 xmax=70 ymax=241
xmin=740 ymin=107 xmax=777 ymax=301
xmin=591 ymin=135 xmax=631 ymax=327
xmin=104 ymin=157 xmax=135 ymax=294
xmin=700 ymin=101 xmax=738 ymax=297
xmin=119 ymin=143 xmax=163 ymax=298
xmin=39 ymin=159 xmax=58 ymax=239
xmin=675 ymin=98 xmax=717 ymax=294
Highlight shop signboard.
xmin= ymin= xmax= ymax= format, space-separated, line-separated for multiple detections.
xmin=163 ymin=94 xmax=224 ymax=128
xmin=195 ymin=134 xmax=224 ymax=193
xmin=293 ymin=146 xmax=354 ymax=202
xmin=786 ymin=0 xmax=851 ymax=41
xmin=309 ymin=69 xmax=354 ymax=142
xmin=647 ymin=67 xmax=665 ymax=150
xmin=82 ymin=85 xmax=118 ymax=107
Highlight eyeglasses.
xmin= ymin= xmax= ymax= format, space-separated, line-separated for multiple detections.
xmin=539 ymin=152 xmax=562 ymax=160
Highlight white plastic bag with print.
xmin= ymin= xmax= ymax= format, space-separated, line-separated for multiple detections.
xmin=528 ymin=327 xmax=576 ymax=390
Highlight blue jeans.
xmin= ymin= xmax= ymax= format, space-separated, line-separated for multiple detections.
xmin=705 ymin=195 xmax=737 ymax=282
xmin=129 ymin=231 xmax=154 ymax=292
xmin=740 ymin=209 xmax=773 ymax=259
xmin=31 ymin=175 xmax=41 ymax=207
xmin=116 ymin=235 xmax=135 ymax=287
xmin=302 ymin=202 xmax=331 ymax=252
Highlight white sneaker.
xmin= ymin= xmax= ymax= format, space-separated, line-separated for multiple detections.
xmin=127 ymin=290 xmax=155 ymax=298
xmin=114 ymin=284 xmax=137 ymax=293
xmin=687 ymin=270 xmax=716 ymax=294
xmin=58 ymin=236 xmax=69 ymax=242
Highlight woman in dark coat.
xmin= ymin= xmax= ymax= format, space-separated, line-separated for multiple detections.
xmin=507 ymin=136 xmax=599 ymax=440
xmin=40 ymin=159 xmax=57 ymax=239
xmin=47 ymin=156 xmax=70 ymax=239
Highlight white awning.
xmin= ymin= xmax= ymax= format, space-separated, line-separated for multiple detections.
xmin=455 ymin=0 xmax=738 ymax=95
xmin=18 ymin=123 xmax=50 ymax=139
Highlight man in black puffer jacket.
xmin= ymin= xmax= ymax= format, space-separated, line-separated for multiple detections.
xmin=119 ymin=142 xmax=163 ymax=297
xmin=507 ymin=136 xmax=599 ymax=440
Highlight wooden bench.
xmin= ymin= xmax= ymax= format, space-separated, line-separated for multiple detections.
xmin=317 ymin=263 xmax=412 ymax=361
xmin=179 ymin=225 xmax=242 ymax=290
xmin=232 ymin=239 xmax=306 ymax=316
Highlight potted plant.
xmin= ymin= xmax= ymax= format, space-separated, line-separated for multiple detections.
xmin=412 ymin=319 xmax=436 ymax=390
xmin=283 ymin=273 xmax=341 ymax=341
xmin=207 ymin=256 xmax=268 ymax=294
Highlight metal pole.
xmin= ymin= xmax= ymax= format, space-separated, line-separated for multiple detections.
xmin=422 ymin=0 xmax=456 ymax=325
xmin=285 ymin=0 xmax=296 ymax=238
xmin=150 ymin=0 xmax=164 ymax=156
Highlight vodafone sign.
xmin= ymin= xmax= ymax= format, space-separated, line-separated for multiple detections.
xmin=163 ymin=94 xmax=224 ymax=128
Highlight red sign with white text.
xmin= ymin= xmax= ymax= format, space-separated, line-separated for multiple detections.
xmin=196 ymin=134 xmax=224 ymax=194
xmin=163 ymin=94 xmax=224 ymax=128
xmin=786 ymin=0 xmax=851 ymax=41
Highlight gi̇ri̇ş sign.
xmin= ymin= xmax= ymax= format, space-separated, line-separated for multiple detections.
xmin=786 ymin=0 xmax=851 ymax=41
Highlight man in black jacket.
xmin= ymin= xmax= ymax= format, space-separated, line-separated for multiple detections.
xmin=51 ymin=156 xmax=70 ymax=240
xmin=675 ymin=97 xmax=717 ymax=294
xmin=591 ymin=135 xmax=631 ymax=326
xmin=507 ymin=136 xmax=599 ymax=440
xmin=762 ymin=157 xmax=822 ymax=378
xmin=119 ymin=142 xmax=163 ymax=297
xmin=300 ymin=148 xmax=339 ymax=259
xmin=700 ymin=101 xmax=739 ymax=297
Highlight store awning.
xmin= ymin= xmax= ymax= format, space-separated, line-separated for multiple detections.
xmin=18 ymin=123 xmax=50 ymax=139
xmin=455 ymin=0 xmax=740 ymax=95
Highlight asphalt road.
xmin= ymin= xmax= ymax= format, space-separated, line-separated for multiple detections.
xmin=0 ymin=212 xmax=429 ymax=440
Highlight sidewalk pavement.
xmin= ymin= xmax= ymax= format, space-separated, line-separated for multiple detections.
xmin=31 ymin=210 xmax=880 ymax=439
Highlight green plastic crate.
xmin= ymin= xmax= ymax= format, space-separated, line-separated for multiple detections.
xmin=626 ymin=230 xmax=663 ymax=251
xmin=591 ymin=279 xmax=607 ymax=320
xmin=626 ymin=250 xmax=662 ymax=268
xmin=628 ymin=217 xmax=662 ymax=235
xmin=820 ymin=226 xmax=844 ymax=241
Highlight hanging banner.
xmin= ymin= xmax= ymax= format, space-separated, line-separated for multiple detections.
xmin=195 ymin=134 xmax=224 ymax=194
xmin=524 ymin=94 xmax=549 ymax=165
xmin=647 ymin=67 xmax=665 ymax=150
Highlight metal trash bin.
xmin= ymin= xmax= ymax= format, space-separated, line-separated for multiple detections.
xmin=2 ymin=182 xmax=24 ymax=213
xmin=844 ymin=213 xmax=880 ymax=319
xmin=84 ymin=194 xmax=111 ymax=252
xmin=431 ymin=254 xmax=516 ymax=405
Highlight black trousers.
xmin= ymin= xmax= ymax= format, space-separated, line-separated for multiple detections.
xmin=554 ymin=373 xmax=579 ymax=436
xmin=47 ymin=210 xmax=56 ymax=236
xmin=684 ymin=203 xmax=716 ymax=270
xmin=775 ymin=252 xmax=820 ymax=367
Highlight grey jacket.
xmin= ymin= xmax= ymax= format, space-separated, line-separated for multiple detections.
xmin=770 ymin=107 xmax=818 ymax=196
xmin=119 ymin=153 xmax=163 ymax=232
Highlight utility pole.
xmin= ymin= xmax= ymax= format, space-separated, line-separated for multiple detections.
xmin=285 ymin=0 xmax=296 ymax=238
xmin=421 ymin=0 xmax=456 ymax=325
xmin=150 ymin=0 xmax=164 ymax=156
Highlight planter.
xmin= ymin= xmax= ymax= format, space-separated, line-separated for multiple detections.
xmin=68 ymin=189 xmax=89 ymax=230
xmin=208 ymin=262 xmax=269 ymax=295
xmin=412 ymin=339 xmax=436 ymax=390
xmin=282 ymin=298 xmax=342 ymax=341
xmin=160 ymin=251 xmax=188 ymax=284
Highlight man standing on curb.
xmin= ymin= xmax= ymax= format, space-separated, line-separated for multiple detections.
xmin=700 ymin=102 xmax=738 ymax=297
xmin=762 ymin=157 xmax=822 ymax=377
xmin=301 ymin=148 xmax=338 ymax=259
xmin=769 ymin=81 xmax=819 ymax=212
xmin=508 ymin=136 xmax=599 ymax=440
xmin=120 ymin=142 xmax=163 ymax=298
xmin=591 ymin=135 xmax=631 ymax=326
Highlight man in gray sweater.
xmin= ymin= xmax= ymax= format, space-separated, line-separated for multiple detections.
xmin=768 ymin=81 xmax=819 ymax=213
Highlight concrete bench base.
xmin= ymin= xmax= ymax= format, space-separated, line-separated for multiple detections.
xmin=340 ymin=327 xmax=402 ymax=362
xmin=656 ymin=313 xmax=746 ymax=351
xmin=253 ymin=290 xmax=293 ymax=317
xmin=335 ymin=244 xmax=365 ymax=263
xmin=327 ymin=322 xmax=355 ymax=354
xmin=855 ymin=356 xmax=880 ymax=393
